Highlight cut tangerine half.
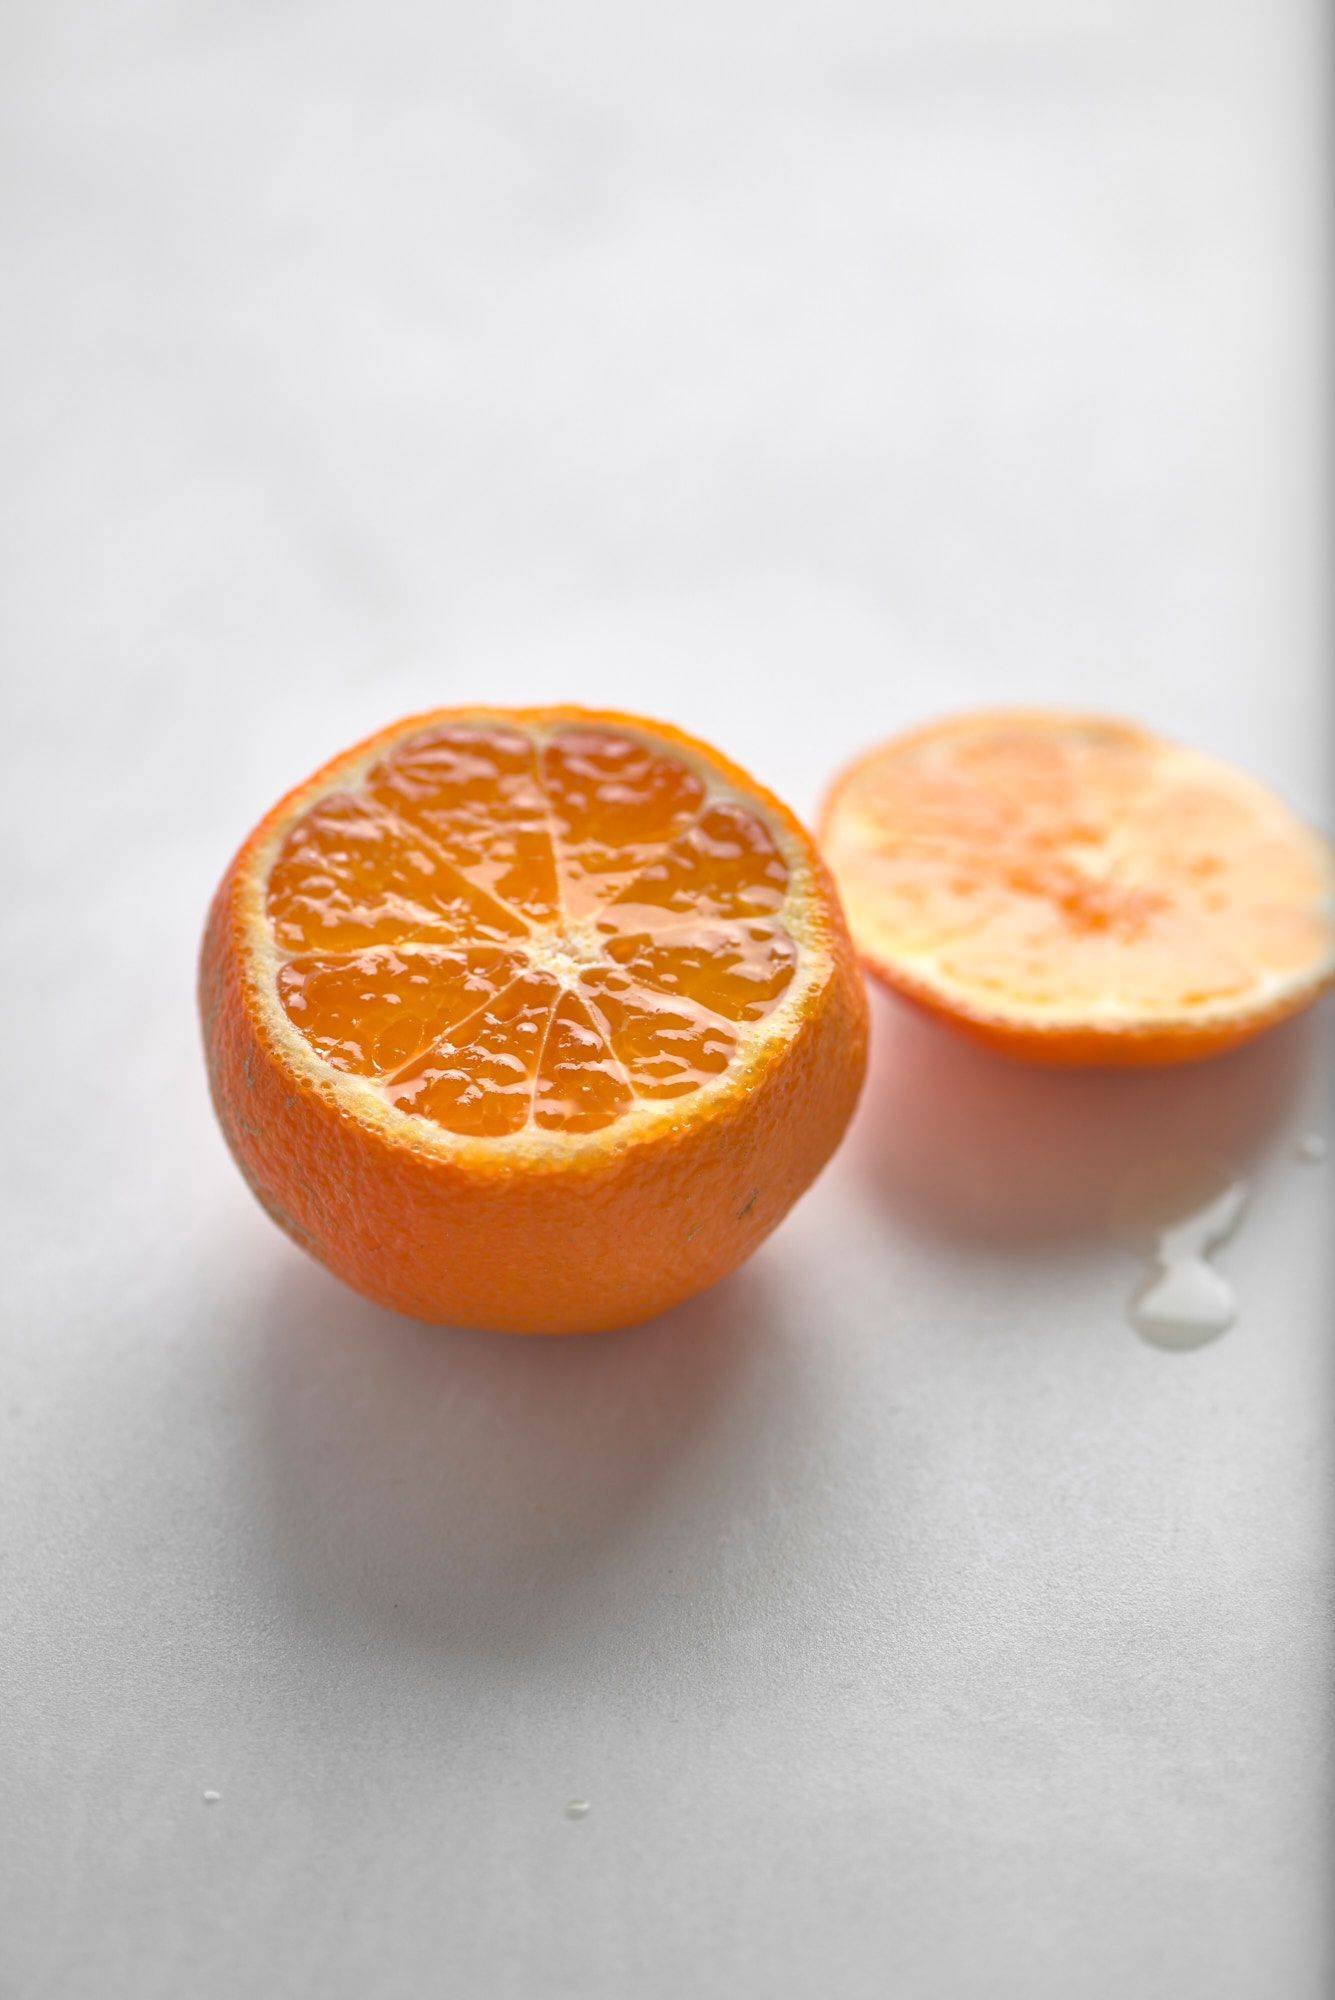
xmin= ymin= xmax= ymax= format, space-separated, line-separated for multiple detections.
xmin=201 ymin=708 xmax=867 ymax=1332
xmin=820 ymin=710 xmax=1333 ymax=1066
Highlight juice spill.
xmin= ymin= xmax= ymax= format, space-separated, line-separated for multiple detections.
xmin=1129 ymin=1181 xmax=1248 ymax=1352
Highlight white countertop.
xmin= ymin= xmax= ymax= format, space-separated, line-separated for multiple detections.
xmin=2 ymin=4 xmax=1330 ymax=1995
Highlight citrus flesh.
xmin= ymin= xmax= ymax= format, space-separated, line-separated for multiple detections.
xmin=202 ymin=708 xmax=867 ymax=1332
xmin=820 ymin=710 xmax=1333 ymax=1066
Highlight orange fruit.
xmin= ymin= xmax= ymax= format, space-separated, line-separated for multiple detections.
xmin=201 ymin=707 xmax=867 ymax=1333
xmin=820 ymin=709 xmax=1333 ymax=1066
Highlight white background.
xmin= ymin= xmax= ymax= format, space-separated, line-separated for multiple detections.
xmin=2 ymin=4 xmax=1331 ymax=1996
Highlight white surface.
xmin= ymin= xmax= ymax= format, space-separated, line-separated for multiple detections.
xmin=2 ymin=4 xmax=1331 ymax=1997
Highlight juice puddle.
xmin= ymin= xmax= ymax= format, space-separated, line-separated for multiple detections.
xmin=1129 ymin=1180 xmax=1248 ymax=1352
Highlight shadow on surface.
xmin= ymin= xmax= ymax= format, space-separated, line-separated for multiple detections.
xmin=855 ymin=987 xmax=1320 ymax=1248
xmin=246 ymin=1255 xmax=794 ymax=1657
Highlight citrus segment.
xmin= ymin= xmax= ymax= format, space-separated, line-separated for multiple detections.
xmin=267 ymin=790 xmax=527 ymax=953
xmin=364 ymin=722 xmax=562 ymax=925
xmin=597 ymin=921 xmax=798 ymax=1023
xmin=600 ymin=802 xmax=791 ymax=926
xmin=276 ymin=944 xmax=521 ymax=1077
xmin=579 ymin=972 xmax=737 ymax=1099
xmin=383 ymin=969 xmax=563 ymax=1137
xmin=532 ymin=990 xmax=636 ymax=1133
xmin=201 ymin=707 xmax=867 ymax=1332
xmin=539 ymin=725 xmax=706 ymax=916
xmin=820 ymin=711 xmax=1333 ymax=1065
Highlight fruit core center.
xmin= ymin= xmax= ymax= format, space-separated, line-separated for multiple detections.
xmin=524 ymin=920 xmax=607 ymax=986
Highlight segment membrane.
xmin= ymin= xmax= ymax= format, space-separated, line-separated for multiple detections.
xmin=366 ymin=724 xmax=561 ymax=925
xmin=278 ymin=946 xmax=520 ymax=1076
xmin=268 ymin=793 xmax=528 ymax=953
xmin=533 ymin=992 xmax=635 ymax=1132
xmin=602 ymin=803 xmax=790 ymax=926
xmin=599 ymin=920 xmax=796 ymax=1022
xmin=580 ymin=971 xmax=736 ymax=1099
xmin=540 ymin=726 xmax=705 ymax=915
xmin=384 ymin=970 xmax=560 ymax=1136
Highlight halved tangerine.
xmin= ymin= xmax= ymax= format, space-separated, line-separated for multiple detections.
xmin=820 ymin=710 xmax=1333 ymax=1066
xmin=201 ymin=708 xmax=867 ymax=1332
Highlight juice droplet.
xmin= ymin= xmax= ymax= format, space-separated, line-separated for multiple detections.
xmin=564 ymin=1799 xmax=590 ymax=1820
xmin=1295 ymin=1133 xmax=1326 ymax=1164
xmin=1129 ymin=1180 xmax=1247 ymax=1352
